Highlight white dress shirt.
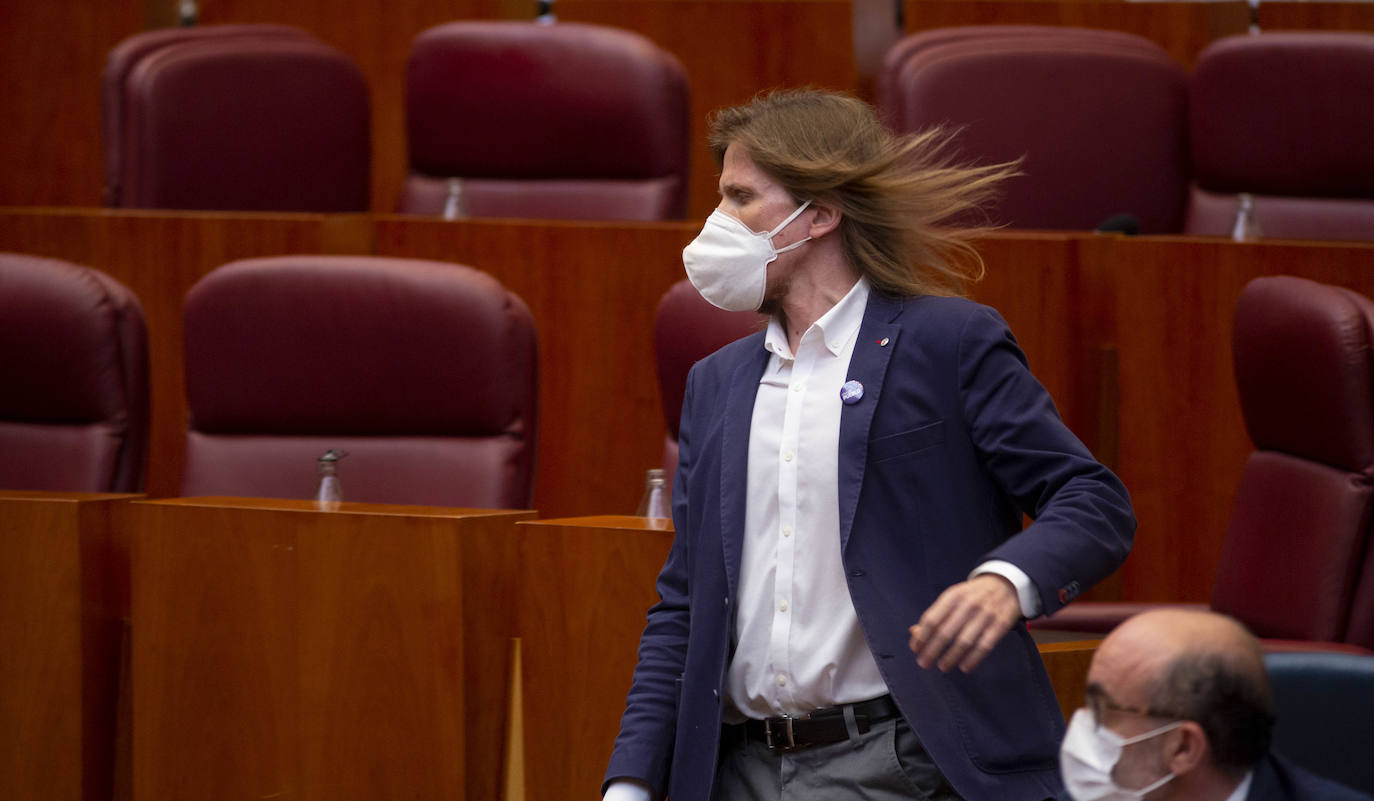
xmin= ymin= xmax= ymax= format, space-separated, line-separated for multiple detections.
xmin=1225 ymin=770 xmax=1254 ymax=801
xmin=724 ymin=277 xmax=887 ymax=722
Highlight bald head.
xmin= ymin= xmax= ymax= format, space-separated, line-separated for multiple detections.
xmin=1089 ymin=610 xmax=1274 ymax=775
xmin=1098 ymin=610 xmax=1268 ymax=697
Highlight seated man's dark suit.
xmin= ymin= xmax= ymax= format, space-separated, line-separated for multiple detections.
xmin=1249 ymin=753 xmax=1374 ymax=801
xmin=606 ymin=292 xmax=1136 ymax=801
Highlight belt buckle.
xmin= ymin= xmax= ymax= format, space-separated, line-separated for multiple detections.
xmin=764 ymin=715 xmax=797 ymax=752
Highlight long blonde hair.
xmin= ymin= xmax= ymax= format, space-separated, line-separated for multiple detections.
xmin=708 ymin=89 xmax=1017 ymax=298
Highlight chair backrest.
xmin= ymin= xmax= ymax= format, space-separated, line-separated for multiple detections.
xmin=1214 ymin=277 xmax=1374 ymax=642
xmin=876 ymin=26 xmax=1164 ymax=130
xmin=887 ymin=33 xmax=1189 ymax=233
xmin=399 ymin=21 xmax=689 ymax=221
xmin=0 ymin=253 xmax=148 ymax=492
xmin=653 ymin=279 xmax=763 ymax=485
xmin=1186 ymin=32 xmax=1374 ymax=241
xmin=182 ymin=256 xmax=538 ymax=509
xmin=101 ymin=24 xmax=316 ymax=207
xmin=1264 ymin=651 xmax=1374 ymax=795
xmin=1348 ymin=531 xmax=1374 ymax=651
xmin=114 ymin=33 xmax=370 ymax=211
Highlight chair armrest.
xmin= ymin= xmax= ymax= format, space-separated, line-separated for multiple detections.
xmin=1028 ymin=602 xmax=1208 ymax=634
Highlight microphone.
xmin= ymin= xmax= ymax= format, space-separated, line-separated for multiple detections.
xmin=1095 ymin=214 xmax=1140 ymax=235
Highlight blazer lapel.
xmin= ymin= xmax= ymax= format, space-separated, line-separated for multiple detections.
xmin=719 ymin=341 xmax=769 ymax=600
xmin=837 ymin=292 xmax=904 ymax=553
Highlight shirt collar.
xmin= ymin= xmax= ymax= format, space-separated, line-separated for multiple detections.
xmin=763 ymin=277 xmax=870 ymax=361
xmin=1223 ymin=770 xmax=1253 ymax=801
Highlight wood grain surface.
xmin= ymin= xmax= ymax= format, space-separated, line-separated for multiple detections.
xmin=130 ymin=498 xmax=532 ymax=801
xmin=0 ymin=492 xmax=140 ymax=801
xmin=514 ymin=516 xmax=674 ymax=801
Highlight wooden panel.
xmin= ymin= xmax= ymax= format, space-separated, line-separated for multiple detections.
xmin=131 ymin=497 xmax=533 ymax=801
xmin=0 ymin=209 xmax=372 ymax=498
xmin=1094 ymin=236 xmax=1374 ymax=603
xmin=373 ymin=215 xmax=697 ymax=517
xmin=1034 ymin=638 xmax=1100 ymax=721
xmin=0 ymin=492 xmax=139 ymax=801
xmin=0 ymin=3 xmax=144 ymax=207
xmin=515 ymin=516 xmax=673 ymax=801
xmin=969 ymin=234 xmax=1094 ymax=445
xmin=1258 ymin=2 xmax=1374 ymax=32
xmin=903 ymin=0 xmax=1250 ymax=66
xmin=558 ymin=0 xmax=859 ymax=219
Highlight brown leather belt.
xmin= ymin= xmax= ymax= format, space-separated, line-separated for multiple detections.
xmin=740 ymin=695 xmax=900 ymax=753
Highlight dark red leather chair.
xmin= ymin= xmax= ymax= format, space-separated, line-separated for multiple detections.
xmin=653 ymin=279 xmax=763 ymax=492
xmin=876 ymin=26 xmax=1164 ymax=131
xmin=398 ymin=21 xmax=689 ymax=220
xmin=182 ymin=256 xmax=538 ymax=509
xmin=0 ymin=254 xmax=148 ymax=492
xmin=1037 ymin=277 xmax=1374 ymax=653
xmin=1348 ymin=542 xmax=1374 ymax=651
xmin=884 ymin=30 xmax=1189 ymax=233
xmin=101 ymin=24 xmax=315 ymax=207
xmin=108 ymin=30 xmax=370 ymax=211
xmin=1186 ymin=32 xmax=1374 ymax=241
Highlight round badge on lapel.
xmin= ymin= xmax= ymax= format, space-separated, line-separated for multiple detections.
xmin=840 ymin=380 xmax=864 ymax=405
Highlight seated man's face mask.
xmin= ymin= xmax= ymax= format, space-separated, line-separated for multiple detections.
xmin=682 ymin=200 xmax=812 ymax=312
xmin=1059 ymin=708 xmax=1182 ymax=801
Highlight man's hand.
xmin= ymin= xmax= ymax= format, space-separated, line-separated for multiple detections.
xmin=908 ymin=574 xmax=1021 ymax=673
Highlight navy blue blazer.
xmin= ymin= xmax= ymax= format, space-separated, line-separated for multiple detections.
xmin=1249 ymin=753 xmax=1374 ymax=801
xmin=606 ymin=292 xmax=1135 ymax=801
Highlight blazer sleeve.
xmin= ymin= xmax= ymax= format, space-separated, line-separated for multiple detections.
xmin=602 ymin=364 xmax=698 ymax=799
xmin=955 ymin=305 xmax=1136 ymax=616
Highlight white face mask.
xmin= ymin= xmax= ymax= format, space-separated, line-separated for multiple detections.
xmin=1060 ymin=708 xmax=1182 ymax=801
xmin=681 ymin=200 xmax=812 ymax=312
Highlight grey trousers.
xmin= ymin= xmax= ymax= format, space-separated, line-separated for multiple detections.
xmin=714 ymin=716 xmax=965 ymax=801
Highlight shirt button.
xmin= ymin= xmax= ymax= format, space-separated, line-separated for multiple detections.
xmin=783 ymin=451 xmax=794 ymax=462
xmin=776 ymin=674 xmax=787 ymax=687
xmin=791 ymin=384 xmax=803 ymax=393
xmin=782 ymin=526 xmax=792 ymax=537
xmin=779 ymin=600 xmax=789 ymax=612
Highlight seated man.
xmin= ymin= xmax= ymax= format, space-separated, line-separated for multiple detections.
xmin=1062 ymin=609 xmax=1373 ymax=801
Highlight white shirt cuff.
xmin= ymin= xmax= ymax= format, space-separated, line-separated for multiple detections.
xmin=604 ymin=778 xmax=654 ymax=801
xmin=971 ymin=560 xmax=1043 ymax=619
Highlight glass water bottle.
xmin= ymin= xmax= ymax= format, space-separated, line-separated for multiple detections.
xmin=315 ymin=449 xmax=346 ymax=511
xmin=1231 ymin=193 xmax=1263 ymax=242
xmin=635 ymin=468 xmax=670 ymax=520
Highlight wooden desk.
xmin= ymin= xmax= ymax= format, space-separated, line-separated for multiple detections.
xmin=1030 ymin=632 xmax=1103 ymax=720
xmin=130 ymin=497 xmax=534 ymax=801
xmin=514 ymin=515 xmax=1100 ymax=800
xmin=515 ymin=515 xmax=673 ymax=801
xmin=0 ymin=491 xmax=140 ymax=801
